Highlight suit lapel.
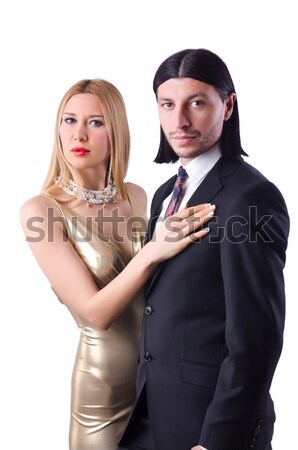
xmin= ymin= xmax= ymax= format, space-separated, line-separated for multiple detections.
xmin=145 ymin=175 xmax=176 ymax=294
xmin=146 ymin=157 xmax=242 ymax=297
xmin=187 ymin=156 xmax=241 ymax=206
xmin=187 ymin=169 xmax=223 ymax=207
xmin=146 ymin=174 xmax=177 ymax=242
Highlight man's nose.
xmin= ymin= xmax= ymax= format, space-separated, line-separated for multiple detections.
xmin=174 ymin=107 xmax=191 ymax=129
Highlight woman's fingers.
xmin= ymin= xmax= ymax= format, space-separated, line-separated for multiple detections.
xmin=175 ymin=226 xmax=210 ymax=252
xmin=171 ymin=204 xmax=215 ymax=221
xmin=186 ymin=226 xmax=210 ymax=242
xmin=152 ymin=203 xmax=215 ymax=261
xmin=177 ymin=203 xmax=212 ymax=219
xmin=187 ymin=204 xmax=215 ymax=228
xmin=167 ymin=204 xmax=215 ymax=236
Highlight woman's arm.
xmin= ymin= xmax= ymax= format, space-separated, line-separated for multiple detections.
xmin=20 ymin=195 xmax=214 ymax=330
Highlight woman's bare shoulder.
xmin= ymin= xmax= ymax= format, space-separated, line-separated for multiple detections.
xmin=19 ymin=194 xmax=58 ymax=225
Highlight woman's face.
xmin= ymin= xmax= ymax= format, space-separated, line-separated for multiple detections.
xmin=59 ymin=93 xmax=110 ymax=173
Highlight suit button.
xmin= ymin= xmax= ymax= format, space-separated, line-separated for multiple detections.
xmin=144 ymin=352 xmax=152 ymax=362
xmin=250 ymin=437 xmax=256 ymax=448
xmin=145 ymin=306 xmax=153 ymax=315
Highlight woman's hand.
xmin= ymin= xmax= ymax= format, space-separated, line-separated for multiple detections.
xmin=146 ymin=203 xmax=215 ymax=263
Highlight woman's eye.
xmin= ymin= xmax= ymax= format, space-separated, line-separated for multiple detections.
xmin=65 ymin=117 xmax=76 ymax=124
xmin=90 ymin=119 xmax=103 ymax=127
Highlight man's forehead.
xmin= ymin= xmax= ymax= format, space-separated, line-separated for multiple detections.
xmin=157 ymin=78 xmax=217 ymax=99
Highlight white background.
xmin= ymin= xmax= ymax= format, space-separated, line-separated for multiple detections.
xmin=1 ymin=1 xmax=297 ymax=449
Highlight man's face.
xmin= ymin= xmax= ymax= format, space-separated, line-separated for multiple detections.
xmin=157 ymin=77 xmax=234 ymax=165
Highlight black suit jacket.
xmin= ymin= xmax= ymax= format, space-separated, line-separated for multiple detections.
xmin=122 ymin=156 xmax=289 ymax=450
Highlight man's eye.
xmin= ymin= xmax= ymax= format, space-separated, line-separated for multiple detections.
xmin=191 ymin=100 xmax=203 ymax=107
xmin=162 ymin=102 xmax=172 ymax=109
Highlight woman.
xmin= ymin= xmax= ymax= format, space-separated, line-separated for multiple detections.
xmin=20 ymin=79 xmax=214 ymax=450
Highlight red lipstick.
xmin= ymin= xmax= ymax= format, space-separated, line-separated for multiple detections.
xmin=71 ymin=147 xmax=90 ymax=156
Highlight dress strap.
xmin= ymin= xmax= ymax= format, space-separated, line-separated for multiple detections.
xmin=41 ymin=192 xmax=66 ymax=219
xmin=124 ymin=183 xmax=147 ymax=255
xmin=124 ymin=183 xmax=147 ymax=223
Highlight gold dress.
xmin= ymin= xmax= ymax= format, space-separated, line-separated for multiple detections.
xmin=46 ymin=185 xmax=146 ymax=450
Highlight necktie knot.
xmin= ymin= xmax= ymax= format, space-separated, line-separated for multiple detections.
xmin=164 ymin=166 xmax=188 ymax=219
xmin=177 ymin=166 xmax=188 ymax=185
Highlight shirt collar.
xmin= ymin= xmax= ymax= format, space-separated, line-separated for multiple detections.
xmin=181 ymin=143 xmax=222 ymax=184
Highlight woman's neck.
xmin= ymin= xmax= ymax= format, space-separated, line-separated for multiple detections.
xmin=79 ymin=167 xmax=108 ymax=190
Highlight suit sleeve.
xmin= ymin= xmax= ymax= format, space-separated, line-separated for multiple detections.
xmin=199 ymin=180 xmax=290 ymax=449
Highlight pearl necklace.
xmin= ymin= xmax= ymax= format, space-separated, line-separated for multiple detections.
xmin=61 ymin=177 xmax=118 ymax=206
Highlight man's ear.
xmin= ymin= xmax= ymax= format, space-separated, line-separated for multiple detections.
xmin=224 ymin=93 xmax=236 ymax=121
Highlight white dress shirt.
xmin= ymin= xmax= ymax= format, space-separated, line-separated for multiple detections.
xmin=155 ymin=144 xmax=222 ymax=233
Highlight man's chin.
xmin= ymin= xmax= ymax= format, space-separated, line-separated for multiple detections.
xmin=175 ymin=148 xmax=209 ymax=161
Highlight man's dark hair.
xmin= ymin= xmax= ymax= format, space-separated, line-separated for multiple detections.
xmin=153 ymin=48 xmax=247 ymax=163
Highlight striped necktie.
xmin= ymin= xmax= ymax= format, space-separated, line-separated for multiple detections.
xmin=164 ymin=166 xmax=188 ymax=219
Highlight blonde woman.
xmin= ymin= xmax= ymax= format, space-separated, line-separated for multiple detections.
xmin=20 ymin=79 xmax=214 ymax=450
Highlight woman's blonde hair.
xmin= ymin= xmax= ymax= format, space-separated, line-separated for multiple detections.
xmin=42 ymin=79 xmax=130 ymax=200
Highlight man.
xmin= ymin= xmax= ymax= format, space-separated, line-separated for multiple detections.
xmin=119 ymin=49 xmax=289 ymax=450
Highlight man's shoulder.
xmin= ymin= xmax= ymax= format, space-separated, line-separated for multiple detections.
xmin=219 ymin=156 xmax=268 ymax=182
xmin=218 ymin=157 xmax=279 ymax=197
xmin=237 ymin=158 xmax=269 ymax=180
xmin=221 ymin=158 xmax=288 ymax=217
